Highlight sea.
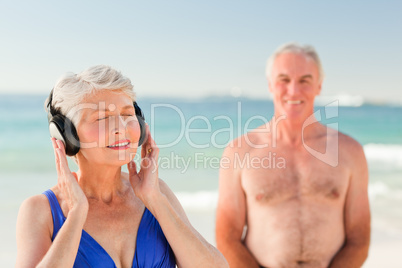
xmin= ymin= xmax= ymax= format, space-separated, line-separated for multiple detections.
xmin=1 ymin=93 xmax=401 ymax=266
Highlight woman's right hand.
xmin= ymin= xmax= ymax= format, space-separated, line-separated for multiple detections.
xmin=16 ymin=139 xmax=89 ymax=267
xmin=51 ymin=138 xmax=88 ymax=218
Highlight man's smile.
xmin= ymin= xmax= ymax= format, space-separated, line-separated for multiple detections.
xmin=284 ymin=99 xmax=303 ymax=105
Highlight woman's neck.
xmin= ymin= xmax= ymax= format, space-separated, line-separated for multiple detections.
xmin=76 ymin=162 xmax=130 ymax=204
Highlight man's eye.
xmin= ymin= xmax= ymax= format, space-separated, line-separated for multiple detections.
xmin=122 ymin=114 xmax=135 ymax=117
xmin=97 ymin=117 xmax=108 ymax=121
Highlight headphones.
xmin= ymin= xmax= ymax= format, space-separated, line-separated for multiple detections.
xmin=46 ymin=89 xmax=147 ymax=156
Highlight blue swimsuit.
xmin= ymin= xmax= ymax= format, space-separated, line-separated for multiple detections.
xmin=43 ymin=189 xmax=176 ymax=268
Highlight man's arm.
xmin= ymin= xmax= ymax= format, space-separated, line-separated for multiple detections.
xmin=329 ymin=141 xmax=371 ymax=268
xmin=216 ymin=145 xmax=260 ymax=268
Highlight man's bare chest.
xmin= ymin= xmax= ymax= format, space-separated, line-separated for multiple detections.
xmin=240 ymin=149 xmax=350 ymax=204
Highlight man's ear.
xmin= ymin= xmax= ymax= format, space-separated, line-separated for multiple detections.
xmin=316 ymin=81 xmax=323 ymax=96
xmin=268 ymin=78 xmax=273 ymax=93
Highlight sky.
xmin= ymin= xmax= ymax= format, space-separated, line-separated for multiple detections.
xmin=0 ymin=0 xmax=401 ymax=102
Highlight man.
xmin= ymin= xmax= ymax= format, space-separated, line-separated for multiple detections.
xmin=216 ymin=43 xmax=370 ymax=268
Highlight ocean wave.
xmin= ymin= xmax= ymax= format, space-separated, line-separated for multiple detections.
xmin=368 ymin=181 xmax=389 ymax=200
xmin=368 ymin=181 xmax=402 ymax=201
xmin=363 ymin=143 xmax=402 ymax=167
xmin=315 ymin=95 xmax=365 ymax=107
xmin=175 ymin=181 xmax=402 ymax=211
xmin=175 ymin=191 xmax=218 ymax=211
xmin=315 ymin=94 xmax=402 ymax=107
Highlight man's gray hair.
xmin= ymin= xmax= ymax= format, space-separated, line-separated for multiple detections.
xmin=266 ymin=42 xmax=324 ymax=82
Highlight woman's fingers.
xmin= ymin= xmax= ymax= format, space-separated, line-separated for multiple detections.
xmin=50 ymin=139 xmax=88 ymax=216
xmin=51 ymin=138 xmax=62 ymax=177
xmin=141 ymin=124 xmax=152 ymax=159
xmin=51 ymin=137 xmax=58 ymax=150
xmin=71 ymin=172 xmax=79 ymax=182
xmin=55 ymin=139 xmax=65 ymax=153
xmin=128 ymin=160 xmax=138 ymax=176
xmin=52 ymin=138 xmax=75 ymax=185
xmin=146 ymin=133 xmax=159 ymax=159
xmin=55 ymin=140 xmax=69 ymax=173
xmin=128 ymin=160 xmax=140 ymax=185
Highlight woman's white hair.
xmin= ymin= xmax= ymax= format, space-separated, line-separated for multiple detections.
xmin=266 ymin=42 xmax=324 ymax=82
xmin=44 ymin=65 xmax=136 ymax=163
xmin=44 ymin=65 xmax=136 ymax=126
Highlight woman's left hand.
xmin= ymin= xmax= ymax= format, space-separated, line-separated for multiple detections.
xmin=128 ymin=127 xmax=229 ymax=268
xmin=128 ymin=125 xmax=161 ymax=206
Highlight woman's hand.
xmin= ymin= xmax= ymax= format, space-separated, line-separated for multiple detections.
xmin=51 ymin=138 xmax=88 ymax=218
xmin=127 ymin=125 xmax=161 ymax=207
xmin=15 ymin=139 xmax=89 ymax=267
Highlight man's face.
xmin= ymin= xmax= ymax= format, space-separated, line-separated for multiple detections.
xmin=268 ymin=53 xmax=322 ymax=121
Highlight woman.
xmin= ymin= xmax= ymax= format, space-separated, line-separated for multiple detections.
xmin=16 ymin=65 xmax=228 ymax=268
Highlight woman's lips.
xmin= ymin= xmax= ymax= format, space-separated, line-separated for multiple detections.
xmin=107 ymin=140 xmax=131 ymax=150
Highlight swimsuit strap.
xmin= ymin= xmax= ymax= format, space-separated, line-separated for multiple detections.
xmin=134 ymin=209 xmax=176 ymax=267
xmin=42 ymin=189 xmax=176 ymax=268
xmin=43 ymin=189 xmax=66 ymax=241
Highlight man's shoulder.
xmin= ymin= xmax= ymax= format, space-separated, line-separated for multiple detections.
xmin=225 ymin=125 xmax=270 ymax=152
xmin=337 ymin=131 xmax=363 ymax=150
xmin=324 ymin=126 xmax=362 ymax=149
xmin=224 ymin=132 xmax=260 ymax=156
xmin=223 ymin=137 xmax=242 ymax=158
xmin=336 ymin=130 xmax=366 ymax=161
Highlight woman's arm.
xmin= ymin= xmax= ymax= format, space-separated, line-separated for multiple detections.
xmin=156 ymin=179 xmax=228 ymax=268
xmin=128 ymin=127 xmax=228 ymax=268
xmin=16 ymin=196 xmax=87 ymax=268
xmin=16 ymin=195 xmax=53 ymax=267
xmin=16 ymin=139 xmax=88 ymax=268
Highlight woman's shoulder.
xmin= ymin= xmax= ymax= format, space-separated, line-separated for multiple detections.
xmin=16 ymin=192 xmax=55 ymax=266
xmin=20 ymin=192 xmax=52 ymax=215
xmin=17 ymin=192 xmax=54 ymax=237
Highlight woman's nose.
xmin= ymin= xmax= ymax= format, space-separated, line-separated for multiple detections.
xmin=110 ymin=116 xmax=126 ymax=134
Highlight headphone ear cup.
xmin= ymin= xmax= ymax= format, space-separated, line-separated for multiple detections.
xmin=137 ymin=116 xmax=147 ymax=146
xmin=49 ymin=114 xmax=80 ymax=156
xmin=134 ymin=102 xmax=147 ymax=146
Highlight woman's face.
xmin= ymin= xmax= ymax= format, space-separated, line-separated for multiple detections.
xmin=75 ymin=90 xmax=141 ymax=166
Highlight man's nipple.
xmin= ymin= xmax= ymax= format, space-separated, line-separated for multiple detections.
xmin=256 ymin=192 xmax=265 ymax=201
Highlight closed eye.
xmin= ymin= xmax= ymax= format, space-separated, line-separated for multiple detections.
xmin=96 ymin=114 xmax=134 ymax=121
